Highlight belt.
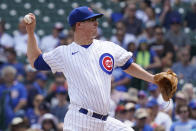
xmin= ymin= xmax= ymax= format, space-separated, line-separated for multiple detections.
xmin=79 ymin=108 xmax=108 ymax=121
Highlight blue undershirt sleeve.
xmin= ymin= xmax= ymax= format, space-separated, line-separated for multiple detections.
xmin=34 ymin=54 xmax=51 ymax=71
xmin=120 ymin=57 xmax=134 ymax=70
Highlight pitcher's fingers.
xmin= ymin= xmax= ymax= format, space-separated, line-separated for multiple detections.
xmin=28 ymin=13 xmax=36 ymax=20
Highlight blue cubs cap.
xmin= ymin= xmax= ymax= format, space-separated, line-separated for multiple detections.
xmin=58 ymin=32 xmax=67 ymax=39
xmin=146 ymin=98 xmax=158 ymax=108
xmin=138 ymin=90 xmax=147 ymax=97
xmin=139 ymin=38 xmax=148 ymax=45
xmin=148 ymin=84 xmax=158 ymax=91
xmin=36 ymin=73 xmax=47 ymax=81
xmin=189 ymin=99 xmax=196 ymax=109
xmin=115 ymin=85 xmax=128 ymax=92
xmin=56 ymin=86 xmax=67 ymax=94
xmin=68 ymin=6 xmax=103 ymax=26
xmin=171 ymin=17 xmax=181 ymax=24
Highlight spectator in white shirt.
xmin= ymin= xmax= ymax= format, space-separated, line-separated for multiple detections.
xmin=0 ymin=20 xmax=14 ymax=48
xmin=110 ymin=21 xmax=136 ymax=50
xmin=148 ymin=84 xmax=174 ymax=116
xmin=40 ymin=22 xmax=64 ymax=52
xmin=0 ymin=20 xmax=14 ymax=64
xmin=14 ymin=20 xmax=40 ymax=57
xmin=147 ymin=98 xmax=172 ymax=131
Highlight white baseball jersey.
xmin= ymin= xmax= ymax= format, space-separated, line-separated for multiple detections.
xmin=43 ymin=39 xmax=132 ymax=114
xmin=43 ymin=39 xmax=134 ymax=130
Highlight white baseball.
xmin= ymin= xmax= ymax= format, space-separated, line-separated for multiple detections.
xmin=24 ymin=14 xmax=32 ymax=24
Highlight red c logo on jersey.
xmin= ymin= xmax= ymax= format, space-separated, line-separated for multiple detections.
xmin=103 ymin=57 xmax=113 ymax=71
xmin=99 ymin=53 xmax=114 ymax=74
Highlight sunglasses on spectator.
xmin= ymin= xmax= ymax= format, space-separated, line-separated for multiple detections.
xmin=180 ymin=110 xmax=188 ymax=114
xmin=128 ymin=108 xmax=135 ymax=112
xmin=155 ymin=32 xmax=163 ymax=35
xmin=182 ymin=53 xmax=189 ymax=56
xmin=35 ymin=99 xmax=43 ymax=102
xmin=138 ymin=95 xmax=146 ymax=99
xmin=128 ymin=8 xmax=136 ymax=11
xmin=139 ymin=117 xmax=147 ymax=120
xmin=43 ymin=120 xmax=53 ymax=124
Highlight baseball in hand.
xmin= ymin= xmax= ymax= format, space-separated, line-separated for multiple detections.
xmin=24 ymin=14 xmax=32 ymax=24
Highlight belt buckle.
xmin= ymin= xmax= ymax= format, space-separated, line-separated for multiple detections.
xmin=87 ymin=109 xmax=93 ymax=117
xmin=100 ymin=115 xmax=104 ymax=120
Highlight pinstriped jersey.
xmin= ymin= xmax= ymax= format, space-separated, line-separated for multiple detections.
xmin=43 ymin=39 xmax=132 ymax=114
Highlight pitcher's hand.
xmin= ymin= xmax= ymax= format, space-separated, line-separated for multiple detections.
xmin=24 ymin=13 xmax=36 ymax=34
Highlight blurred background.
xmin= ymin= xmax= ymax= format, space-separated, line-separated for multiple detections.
xmin=0 ymin=0 xmax=196 ymax=131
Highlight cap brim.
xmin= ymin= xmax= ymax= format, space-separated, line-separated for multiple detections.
xmin=137 ymin=115 xmax=147 ymax=119
xmin=82 ymin=13 xmax=103 ymax=21
xmin=191 ymin=106 xmax=196 ymax=109
xmin=147 ymin=104 xmax=153 ymax=108
xmin=11 ymin=117 xmax=23 ymax=125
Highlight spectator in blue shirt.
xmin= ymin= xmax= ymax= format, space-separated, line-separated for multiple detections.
xmin=25 ymin=94 xmax=44 ymax=127
xmin=159 ymin=0 xmax=182 ymax=29
xmin=27 ymin=72 xmax=47 ymax=108
xmin=189 ymin=99 xmax=196 ymax=120
xmin=46 ymin=72 xmax=68 ymax=104
xmin=172 ymin=48 xmax=196 ymax=84
xmin=1 ymin=48 xmax=25 ymax=81
xmin=50 ymin=86 xmax=69 ymax=123
xmin=170 ymin=104 xmax=196 ymax=131
xmin=184 ymin=1 xmax=196 ymax=30
xmin=112 ymin=67 xmax=132 ymax=89
xmin=0 ymin=66 xmax=27 ymax=112
xmin=0 ymin=86 xmax=14 ymax=130
xmin=165 ymin=17 xmax=191 ymax=51
xmin=0 ymin=66 xmax=27 ymax=129
xmin=122 ymin=3 xmax=143 ymax=36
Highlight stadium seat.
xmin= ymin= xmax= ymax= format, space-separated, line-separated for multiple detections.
xmin=0 ymin=0 xmax=120 ymax=38
xmin=173 ymin=2 xmax=191 ymax=20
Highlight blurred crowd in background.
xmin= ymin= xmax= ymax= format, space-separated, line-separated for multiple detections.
xmin=1 ymin=0 xmax=196 ymax=131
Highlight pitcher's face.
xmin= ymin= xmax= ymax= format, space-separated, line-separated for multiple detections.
xmin=80 ymin=17 xmax=99 ymax=38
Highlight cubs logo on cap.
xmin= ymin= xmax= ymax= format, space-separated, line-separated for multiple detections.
xmin=99 ymin=53 xmax=114 ymax=74
xmin=88 ymin=7 xmax=93 ymax=12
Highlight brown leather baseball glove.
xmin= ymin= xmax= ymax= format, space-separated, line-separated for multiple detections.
xmin=154 ymin=69 xmax=178 ymax=101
